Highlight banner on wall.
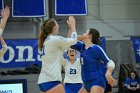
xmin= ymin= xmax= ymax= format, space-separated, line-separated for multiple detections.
xmin=131 ymin=37 xmax=140 ymax=63
xmin=12 ymin=0 xmax=46 ymax=17
xmin=0 ymin=38 xmax=106 ymax=68
xmin=55 ymin=0 xmax=87 ymax=16
xmin=0 ymin=39 xmax=41 ymax=68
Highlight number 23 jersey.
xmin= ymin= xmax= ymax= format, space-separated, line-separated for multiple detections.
xmin=63 ymin=58 xmax=83 ymax=83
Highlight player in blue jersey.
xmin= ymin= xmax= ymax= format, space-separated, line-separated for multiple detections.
xmin=62 ymin=48 xmax=83 ymax=93
xmin=71 ymin=28 xmax=116 ymax=93
xmin=38 ymin=16 xmax=77 ymax=93
xmin=125 ymin=70 xmax=140 ymax=93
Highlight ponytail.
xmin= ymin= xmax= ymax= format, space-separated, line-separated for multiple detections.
xmin=38 ymin=18 xmax=56 ymax=50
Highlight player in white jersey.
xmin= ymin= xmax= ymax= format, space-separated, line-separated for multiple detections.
xmin=0 ymin=6 xmax=10 ymax=58
xmin=38 ymin=16 xmax=77 ymax=93
xmin=63 ymin=48 xmax=83 ymax=93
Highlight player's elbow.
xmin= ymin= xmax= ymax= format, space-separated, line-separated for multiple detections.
xmin=107 ymin=60 xmax=115 ymax=70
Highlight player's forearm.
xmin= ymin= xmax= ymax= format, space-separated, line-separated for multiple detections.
xmin=105 ymin=60 xmax=115 ymax=77
xmin=105 ymin=67 xmax=114 ymax=82
xmin=67 ymin=30 xmax=71 ymax=38
xmin=0 ymin=18 xmax=8 ymax=30
xmin=0 ymin=37 xmax=8 ymax=53
xmin=0 ymin=44 xmax=8 ymax=58
xmin=69 ymin=26 xmax=76 ymax=32
xmin=67 ymin=16 xmax=76 ymax=38
xmin=67 ymin=25 xmax=76 ymax=38
xmin=0 ymin=37 xmax=7 ymax=45
xmin=0 ymin=18 xmax=8 ymax=36
xmin=106 ymin=67 xmax=114 ymax=75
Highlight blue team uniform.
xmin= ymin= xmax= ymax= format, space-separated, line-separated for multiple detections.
xmin=125 ymin=77 xmax=140 ymax=87
xmin=124 ymin=77 xmax=140 ymax=93
xmin=71 ymin=41 xmax=111 ymax=91
xmin=100 ymin=63 xmax=107 ymax=82
xmin=63 ymin=52 xmax=83 ymax=93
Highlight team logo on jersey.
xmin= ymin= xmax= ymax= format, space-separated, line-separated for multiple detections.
xmin=80 ymin=57 xmax=84 ymax=65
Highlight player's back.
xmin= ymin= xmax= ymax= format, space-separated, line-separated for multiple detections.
xmin=38 ymin=36 xmax=65 ymax=84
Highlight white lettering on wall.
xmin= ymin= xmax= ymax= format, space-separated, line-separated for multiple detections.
xmin=15 ymin=46 xmax=35 ymax=62
xmin=0 ymin=46 xmax=41 ymax=63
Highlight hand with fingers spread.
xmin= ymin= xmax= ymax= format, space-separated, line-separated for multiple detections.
xmin=1 ymin=6 xmax=10 ymax=19
xmin=67 ymin=16 xmax=77 ymax=38
xmin=67 ymin=16 xmax=76 ymax=32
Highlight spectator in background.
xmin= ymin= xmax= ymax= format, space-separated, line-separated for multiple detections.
xmin=62 ymin=48 xmax=83 ymax=93
xmin=125 ymin=70 xmax=140 ymax=93
xmin=0 ymin=6 xmax=10 ymax=58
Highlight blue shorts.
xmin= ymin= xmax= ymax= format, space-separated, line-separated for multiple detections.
xmin=38 ymin=81 xmax=61 ymax=92
xmin=83 ymin=77 xmax=106 ymax=92
xmin=65 ymin=83 xmax=82 ymax=93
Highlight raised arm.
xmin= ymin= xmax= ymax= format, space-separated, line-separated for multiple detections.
xmin=0 ymin=6 xmax=10 ymax=36
xmin=67 ymin=16 xmax=76 ymax=38
xmin=54 ymin=16 xmax=77 ymax=49
xmin=0 ymin=37 xmax=8 ymax=58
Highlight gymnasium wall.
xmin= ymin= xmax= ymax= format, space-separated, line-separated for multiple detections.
xmin=2 ymin=0 xmax=140 ymax=40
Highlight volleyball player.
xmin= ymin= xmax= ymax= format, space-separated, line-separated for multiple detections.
xmin=63 ymin=48 xmax=83 ymax=93
xmin=71 ymin=28 xmax=116 ymax=93
xmin=38 ymin=16 xmax=77 ymax=93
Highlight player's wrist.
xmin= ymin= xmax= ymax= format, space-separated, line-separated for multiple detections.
xmin=1 ymin=17 xmax=8 ymax=21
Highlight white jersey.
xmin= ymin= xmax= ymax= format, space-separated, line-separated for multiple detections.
xmin=38 ymin=32 xmax=77 ymax=84
xmin=63 ymin=58 xmax=83 ymax=83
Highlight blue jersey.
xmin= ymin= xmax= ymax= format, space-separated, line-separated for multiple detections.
xmin=125 ymin=77 xmax=140 ymax=87
xmin=100 ymin=62 xmax=107 ymax=82
xmin=71 ymin=41 xmax=110 ymax=81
